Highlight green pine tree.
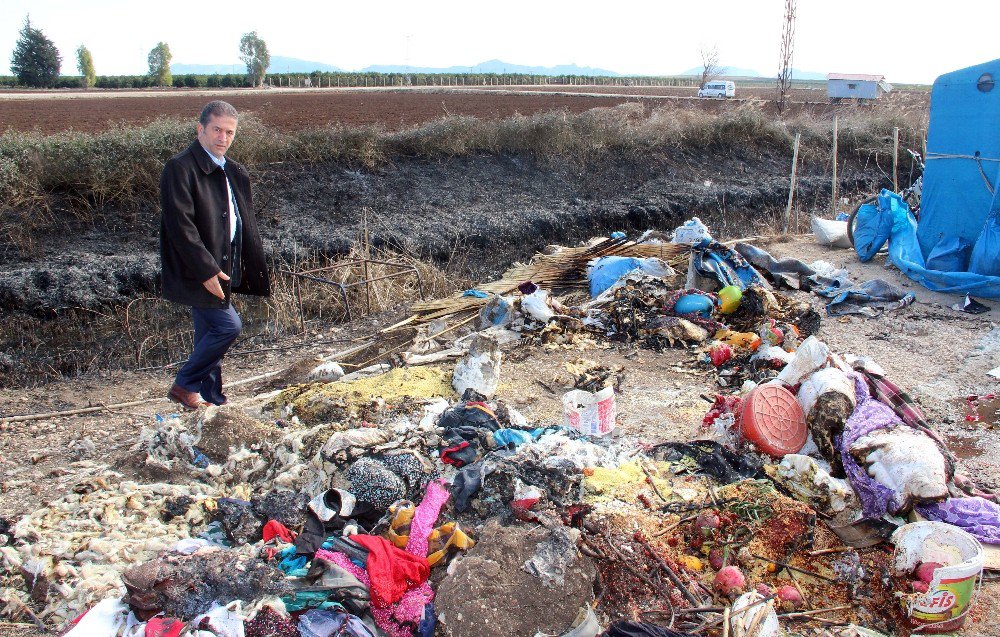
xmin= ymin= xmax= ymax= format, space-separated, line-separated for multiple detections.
xmin=148 ymin=42 xmax=172 ymax=87
xmin=10 ymin=16 xmax=62 ymax=88
xmin=76 ymin=45 xmax=96 ymax=88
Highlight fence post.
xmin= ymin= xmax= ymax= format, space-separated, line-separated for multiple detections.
xmin=892 ymin=126 xmax=900 ymax=192
xmin=831 ymin=115 xmax=839 ymax=217
xmin=784 ymin=132 xmax=802 ymax=233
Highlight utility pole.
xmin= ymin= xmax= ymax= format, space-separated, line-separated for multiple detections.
xmin=776 ymin=0 xmax=796 ymax=114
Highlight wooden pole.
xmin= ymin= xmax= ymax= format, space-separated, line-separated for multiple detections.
xmin=784 ymin=132 xmax=801 ymax=233
xmin=893 ymin=126 xmax=900 ymax=192
xmin=831 ymin=116 xmax=839 ymax=217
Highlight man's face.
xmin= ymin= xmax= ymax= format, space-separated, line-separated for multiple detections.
xmin=197 ymin=114 xmax=238 ymax=159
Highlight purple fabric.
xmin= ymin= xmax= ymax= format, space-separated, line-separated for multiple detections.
xmin=840 ymin=373 xmax=904 ymax=518
xmin=842 ymin=373 xmax=1000 ymax=544
xmin=316 ymin=480 xmax=450 ymax=637
xmin=918 ymin=497 xmax=1000 ymax=545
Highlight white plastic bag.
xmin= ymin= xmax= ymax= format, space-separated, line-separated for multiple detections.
xmin=796 ymin=367 xmax=856 ymax=417
xmin=776 ymin=336 xmax=831 ymax=386
xmin=671 ymin=217 xmax=712 ymax=244
xmin=452 ymin=334 xmax=502 ymax=398
xmin=811 ymin=216 xmax=852 ymax=249
xmin=521 ymin=289 xmax=556 ymax=323
xmin=562 ymin=387 xmax=616 ymax=436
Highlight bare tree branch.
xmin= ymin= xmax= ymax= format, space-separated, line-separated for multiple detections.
xmin=699 ymin=45 xmax=722 ymax=88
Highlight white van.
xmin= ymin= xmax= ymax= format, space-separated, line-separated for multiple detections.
xmin=698 ymin=80 xmax=735 ymax=98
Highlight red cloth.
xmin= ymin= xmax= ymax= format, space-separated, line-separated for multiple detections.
xmin=351 ymin=534 xmax=430 ymax=607
xmin=146 ymin=617 xmax=185 ymax=637
xmin=262 ymin=520 xmax=295 ymax=543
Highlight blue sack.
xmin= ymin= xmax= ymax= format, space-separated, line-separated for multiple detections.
xmin=587 ymin=256 xmax=671 ymax=297
xmin=926 ymin=235 xmax=973 ymax=272
xmin=853 ymin=190 xmax=898 ymax=262
xmin=969 ymin=212 xmax=1000 ymax=276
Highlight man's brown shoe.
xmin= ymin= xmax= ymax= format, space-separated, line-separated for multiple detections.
xmin=167 ymin=384 xmax=209 ymax=410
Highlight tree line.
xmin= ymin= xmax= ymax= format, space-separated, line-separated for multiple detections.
xmin=5 ymin=15 xmax=737 ymax=92
xmin=7 ymin=16 xmax=270 ymax=89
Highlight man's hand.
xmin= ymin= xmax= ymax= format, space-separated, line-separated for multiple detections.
xmin=202 ymin=271 xmax=230 ymax=300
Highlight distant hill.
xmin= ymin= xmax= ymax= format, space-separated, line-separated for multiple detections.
xmin=363 ymin=59 xmax=620 ymax=76
xmin=678 ymin=66 xmax=826 ymax=80
xmin=172 ymin=55 xmax=345 ymax=75
xmin=173 ymin=56 xmax=618 ymax=76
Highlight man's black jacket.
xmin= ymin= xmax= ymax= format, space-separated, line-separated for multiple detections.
xmin=160 ymin=141 xmax=270 ymax=308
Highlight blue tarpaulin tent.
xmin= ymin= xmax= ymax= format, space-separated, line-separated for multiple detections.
xmin=917 ymin=58 xmax=1000 ymax=259
xmin=857 ymin=59 xmax=1000 ymax=298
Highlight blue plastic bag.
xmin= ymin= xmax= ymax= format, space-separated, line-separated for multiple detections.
xmin=853 ymin=190 xmax=899 ymax=262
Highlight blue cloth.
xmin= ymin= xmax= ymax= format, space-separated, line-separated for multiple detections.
xmin=691 ymin=240 xmax=767 ymax=290
xmin=814 ymin=278 xmax=915 ymax=317
xmin=174 ymin=304 xmax=242 ymax=404
xmin=491 ymin=428 xmax=547 ymax=447
xmin=610 ymin=231 xmax=626 ymax=239
xmin=462 ymin=289 xmax=488 ymax=298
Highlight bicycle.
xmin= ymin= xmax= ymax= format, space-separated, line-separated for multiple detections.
xmin=847 ymin=149 xmax=925 ymax=247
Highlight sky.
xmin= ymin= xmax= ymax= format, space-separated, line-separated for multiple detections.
xmin=1 ymin=0 xmax=997 ymax=84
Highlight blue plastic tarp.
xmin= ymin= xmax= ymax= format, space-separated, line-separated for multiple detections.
xmin=887 ymin=197 xmax=1000 ymax=298
xmin=917 ymin=58 xmax=1000 ymax=258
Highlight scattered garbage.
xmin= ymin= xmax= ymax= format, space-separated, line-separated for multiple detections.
xmin=2 ymin=219 xmax=996 ymax=637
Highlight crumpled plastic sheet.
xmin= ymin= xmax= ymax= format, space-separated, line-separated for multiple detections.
xmin=812 ymin=278 xmax=916 ymax=317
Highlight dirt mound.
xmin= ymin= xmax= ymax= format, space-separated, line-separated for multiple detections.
xmin=434 ymin=518 xmax=596 ymax=637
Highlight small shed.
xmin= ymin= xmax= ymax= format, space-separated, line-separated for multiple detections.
xmin=826 ymin=73 xmax=892 ymax=101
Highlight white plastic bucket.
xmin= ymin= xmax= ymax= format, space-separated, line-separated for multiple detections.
xmin=891 ymin=521 xmax=985 ymax=633
xmin=562 ymin=387 xmax=616 ymax=436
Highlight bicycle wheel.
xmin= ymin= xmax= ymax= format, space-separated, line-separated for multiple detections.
xmin=847 ymin=194 xmax=878 ymax=247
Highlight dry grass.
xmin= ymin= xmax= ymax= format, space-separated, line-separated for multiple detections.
xmin=0 ymin=101 xmax=928 ymax=252
xmin=0 ymin=242 xmax=468 ymax=388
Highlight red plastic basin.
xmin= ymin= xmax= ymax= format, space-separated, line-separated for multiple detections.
xmin=739 ymin=383 xmax=807 ymax=457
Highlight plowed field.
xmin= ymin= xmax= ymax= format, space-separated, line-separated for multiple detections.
xmin=0 ymin=85 xmax=928 ymax=133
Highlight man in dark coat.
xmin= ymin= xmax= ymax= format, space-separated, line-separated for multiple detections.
xmin=160 ymin=100 xmax=270 ymax=409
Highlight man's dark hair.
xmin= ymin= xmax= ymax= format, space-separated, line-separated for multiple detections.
xmin=199 ymin=100 xmax=239 ymax=125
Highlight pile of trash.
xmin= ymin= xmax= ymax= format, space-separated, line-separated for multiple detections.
xmin=1 ymin=217 xmax=997 ymax=637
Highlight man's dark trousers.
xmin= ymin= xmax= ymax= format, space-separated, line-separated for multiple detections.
xmin=174 ymin=305 xmax=242 ymax=405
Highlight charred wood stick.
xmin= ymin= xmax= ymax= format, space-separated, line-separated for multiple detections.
xmin=807 ymin=547 xmax=852 ymax=556
xmin=2 ymin=596 xmax=47 ymax=632
xmin=778 ymin=605 xmax=852 ymax=619
xmin=637 ymin=538 xmax=703 ymax=607
xmin=743 ymin=599 xmax=775 ymax=637
xmin=641 ymin=461 xmax=670 ymax=503
xmin=750 ymin=554 xmax=838 ymax=583
xmin=652 ymin=514 xmax=696 ymax=538
xmin=676 ymin=606 xmax=725 ymax=614
xmin=599 ymin=532 xmax=676 ymax=620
